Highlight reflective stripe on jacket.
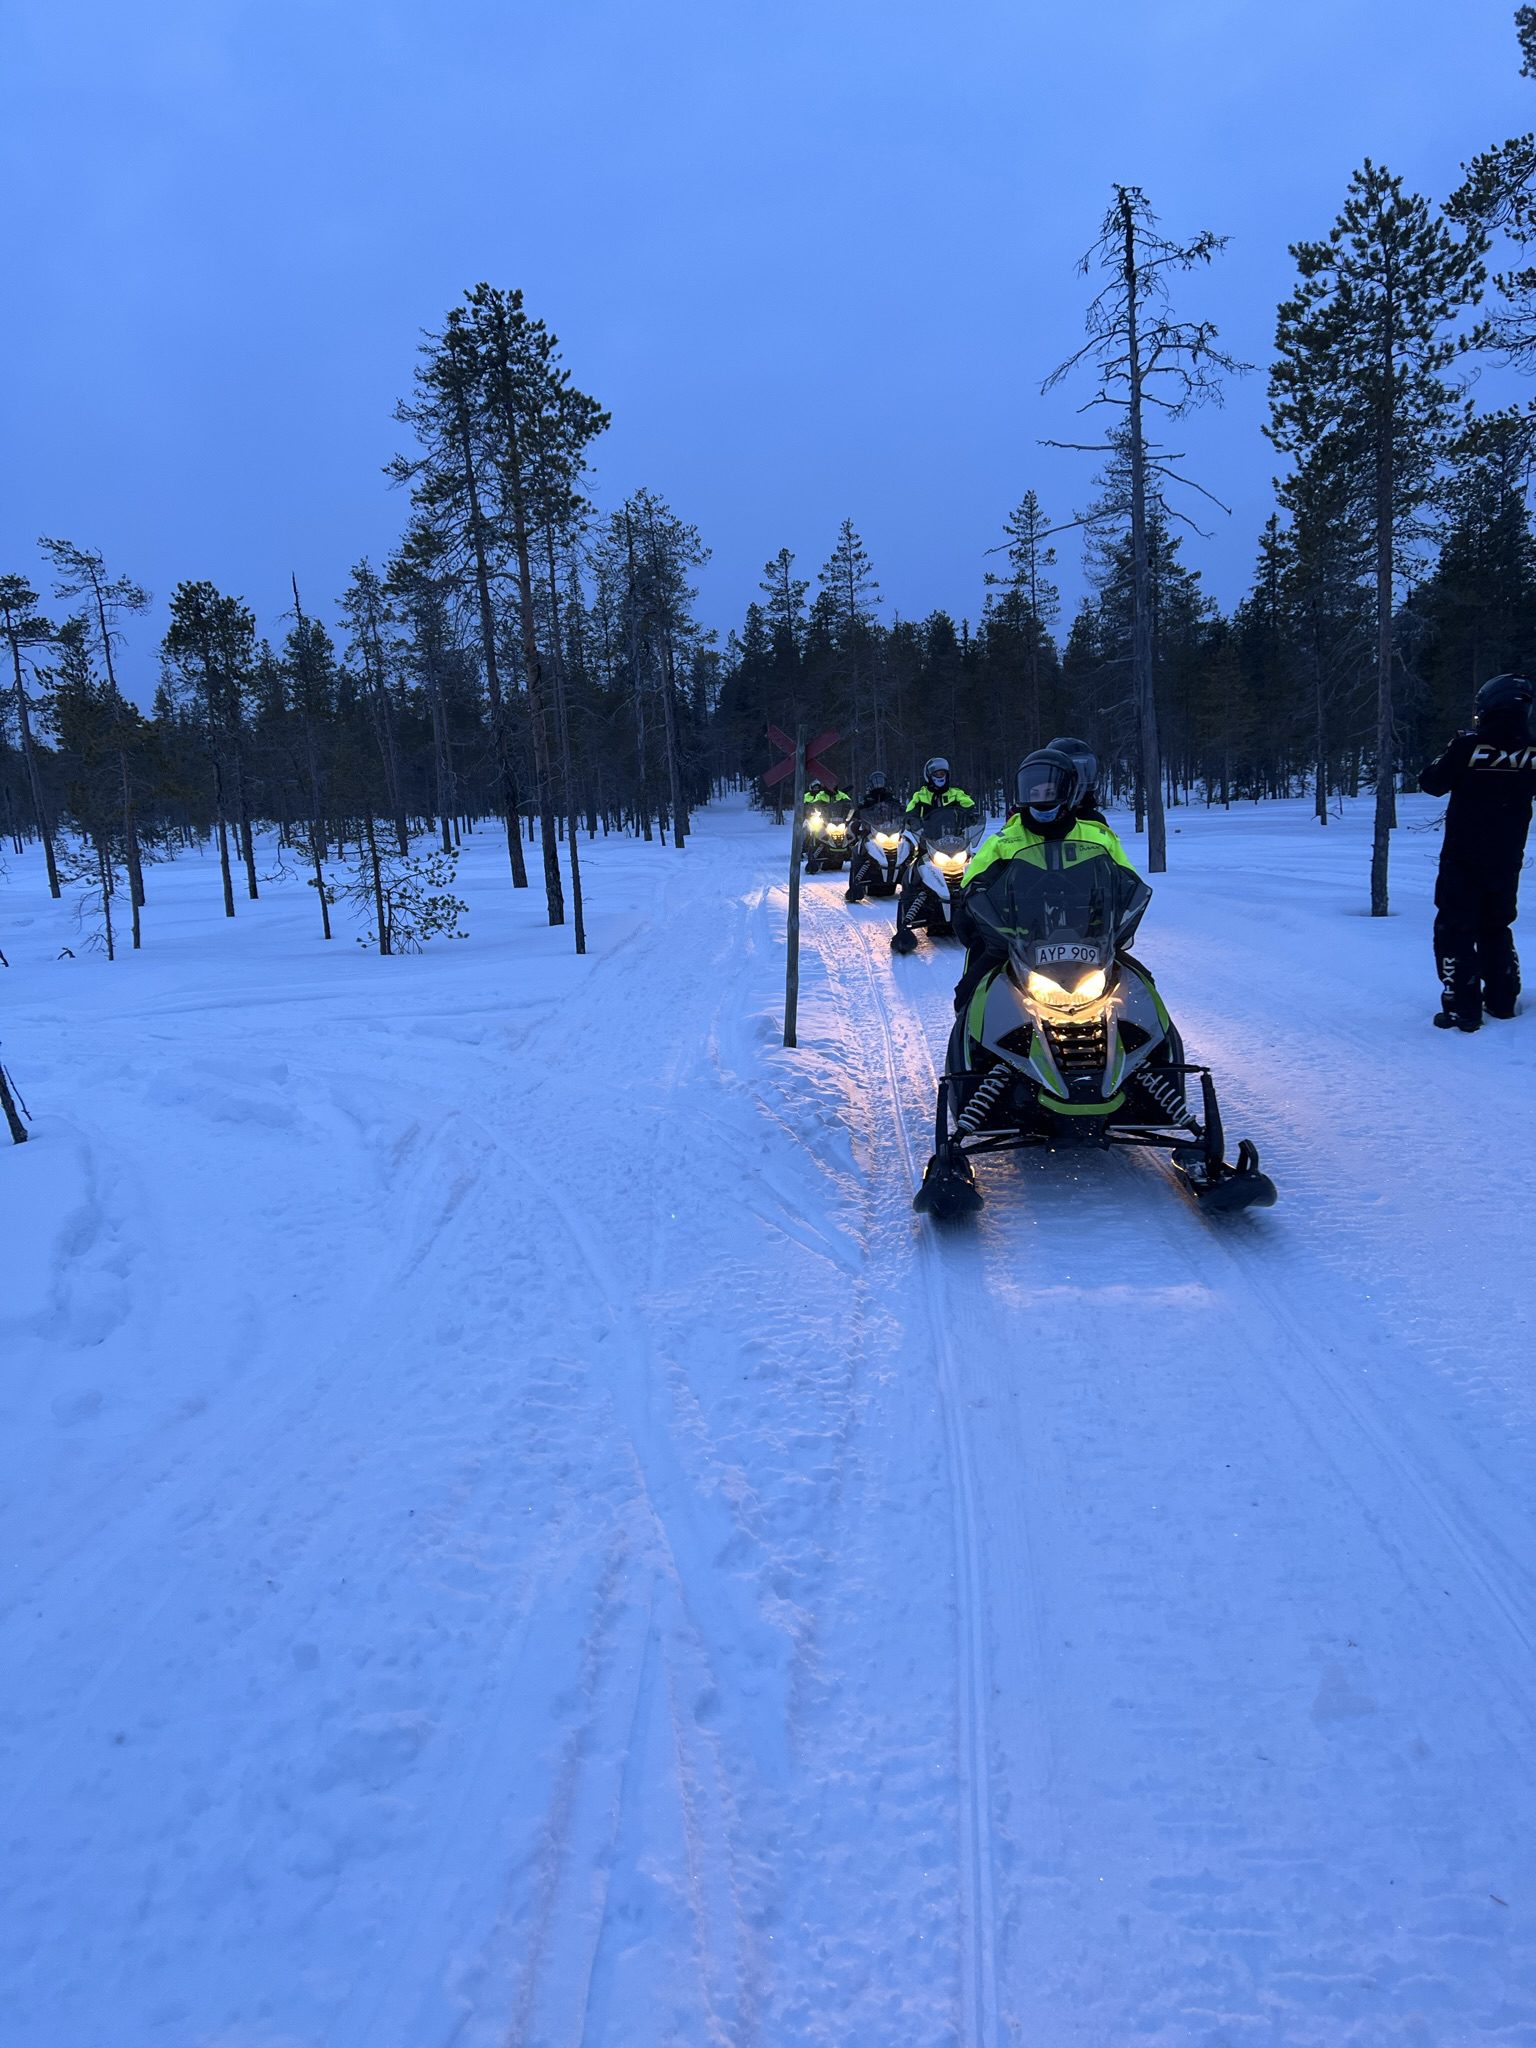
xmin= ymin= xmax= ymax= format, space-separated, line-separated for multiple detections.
xmin=960 ymin=814 xmax=1136 ymax=889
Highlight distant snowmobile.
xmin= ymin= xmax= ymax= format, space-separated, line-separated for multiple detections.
xmin=845 ymin=801 xmax=907 ymax=902
xmin=914 ymin=848 xmax=1277 ymax=1220
xmin=890 ymin=801 xmax=985 ymax=952
xmin=803 ymin=801 xmax=853 ymax=873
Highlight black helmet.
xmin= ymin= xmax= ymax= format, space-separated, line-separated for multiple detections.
xmin=1046 ymin=735 xmax=1099 ymax=803
xmin=864 ymin=768 xmax=889 ymax=793
xmin=806 ymin=778 xmax=827 ymax=795
xmin=1015 ymin=746 xmax=1083 ymax=821
xmin=923 ymin=755 xmax=951 ymax=789
xmin=1475 ymin=674 xmax=1535 ymax=715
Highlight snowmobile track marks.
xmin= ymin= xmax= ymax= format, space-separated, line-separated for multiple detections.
xmin=813 ymin=891 xmax=1003 ymax=2048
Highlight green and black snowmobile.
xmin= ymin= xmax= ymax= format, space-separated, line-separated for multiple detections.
xmin=890 ymin=800 xmax=986 ymax=953
xmin=914 ymin=841 xmax=1277 ymax=1220
xmin=803 ymin=796 xmax=854 ymax=873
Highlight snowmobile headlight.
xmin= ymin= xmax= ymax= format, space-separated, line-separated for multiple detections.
xmin=807 ymin=810 xmax=825 ymax=832
xmin=825 ymin=821 xmax=848 ymax=840
xmin=875 ymin=832 xmax=902 ymax=850
xmin=933 ymin=851 xmax=967 ymax=876
xmin=1027 ymin=967 xmax=1107 ymax=1009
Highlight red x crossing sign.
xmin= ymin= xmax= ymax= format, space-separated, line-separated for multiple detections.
xmin=762 ymin=725 xmax=841 ymax=789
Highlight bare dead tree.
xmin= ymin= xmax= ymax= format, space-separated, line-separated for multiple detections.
xmin=1045 ymin=184 xmax=1245 ymax=872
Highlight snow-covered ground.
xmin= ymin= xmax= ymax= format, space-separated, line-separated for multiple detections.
xmin=3 ymin=793 xmax=1535 ymax=2047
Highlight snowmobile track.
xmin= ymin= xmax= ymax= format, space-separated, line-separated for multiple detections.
xmin=1213 ymin=1225 xmax=1536 ymax=1714
xmin=817 ymin=894 xmax=1002 ymax=2048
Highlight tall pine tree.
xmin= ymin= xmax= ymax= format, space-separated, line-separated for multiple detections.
xmin=1270 ymin=162 xmax=1487 ymax=913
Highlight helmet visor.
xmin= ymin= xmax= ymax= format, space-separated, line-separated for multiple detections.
xmin=1016 ymin=755 xmax=1077 ymax=812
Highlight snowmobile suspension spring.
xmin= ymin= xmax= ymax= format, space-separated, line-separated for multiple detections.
xmin=1139 ymin=1067 xmax=1199 ymax=1133
xmin=956 ymin=1067 xmax=1012 ymax=1135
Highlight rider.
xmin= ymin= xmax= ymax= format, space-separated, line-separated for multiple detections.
xmin=905 ymin=757 xmax=978 ymax=827
xmin=1046 ymin=736 xmax=1110 ymax=827
xmin=847 ymin=769 xmax=903 ymax=902
xmin=803 ymin=777 xmax=851 ymax=807
xmin=855 ymin=768 xmax=897 ymax=813
xmin=950 ymin=747 xmax=1142 ymax=1014
xmin=1420 ymin=672 xmax=1536 ymax=1031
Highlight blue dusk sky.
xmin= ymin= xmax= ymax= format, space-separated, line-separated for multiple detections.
xmin=4 ymin=0 xmax=1532 ymax=697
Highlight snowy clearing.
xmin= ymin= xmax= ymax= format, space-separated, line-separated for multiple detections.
xmin=3 ymin=795 xmax=1535 ymax=2047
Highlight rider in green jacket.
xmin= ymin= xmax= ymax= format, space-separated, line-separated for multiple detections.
xmin=905 ymin=757 xmax=977 ymax=826
xmin=951 ymin=748 xmax=1138 ymax=1012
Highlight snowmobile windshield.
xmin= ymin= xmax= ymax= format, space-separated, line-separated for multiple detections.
xmin=922 ymin=800 xmax=980 ymax=849
xmin=964 ymin=847 xmax=1151 ymax=982
xmin=859 ymin=798 xmax=903 ymax=830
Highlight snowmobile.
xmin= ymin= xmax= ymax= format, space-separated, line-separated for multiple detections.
xmin=914 ymin=849 xmax=1277 ymax=1220
xmin=845 ymin=801 xmax=908 ymax=902
xmin=890 ymin=802 xmax=986 ymax=952
xmin=803 ymin=801 xmax=854 ymax=874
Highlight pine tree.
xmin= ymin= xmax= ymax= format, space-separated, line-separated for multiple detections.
xmin=393 ymin=305 xmax=530 ymax=889
xmin=388 ymin=519 xmax=463 ymax=855
xmin=986 ymin=490 xmax=1061 ymax=754
xmin=340 ymin=560 xmax=409 ymax=854
xmin=0 ymin=575 xmax=61 ymax=897
xmin=634 ymin=490 xmax=709 ymax=848
xmin=1270 ymin=161 xmax=1487 ymax=914
xmin=38 ymin=538 xmax=151 ymax=920
xmin=460 ymin=283 xmax=610 ymax=924
xmin=593 ymin=490 xmax=711 ymax=851
xmin=1267 ymin=446 xmax=1374 ymax=823
xmin=1411 ymin=420 xmax=1536 ymax=742
xmin=817 ymin=520 xmax=881 ymax=781
xmin=1450 ymin=8 xmax=1536 ymax=372
xmin=284 ymin=583 xmax=340 ymax=937
xmin=714 ymin=604 xmax=776 ymax=798
xmin=1058 ymin=598 xmax=1124 ymax=799
xmin=1234 ymin=517 xmax=1312 ymax=814
xmin=760 ymin=547 xmax=808 ymax=729
xmin=162 ymin=581 xmax=259 ymax=916
xmin=44 ymin=619 xmax=143 ymax=959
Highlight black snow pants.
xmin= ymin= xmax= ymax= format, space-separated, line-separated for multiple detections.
xmin=1433 ymin=861 xmax=1521 ymax=1022
xmin=951 ymin=944 xmax=997 ymax=1018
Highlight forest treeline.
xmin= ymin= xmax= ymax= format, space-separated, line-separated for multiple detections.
xmin=8 ymin=8 xmax=1536 ymax=943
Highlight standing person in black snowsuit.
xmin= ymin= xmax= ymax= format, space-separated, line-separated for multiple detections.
xmin=1420 ymin=673 xmax=1536 ymax=1032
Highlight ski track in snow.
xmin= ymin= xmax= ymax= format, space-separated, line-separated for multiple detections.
xmin=817 ymin=894 xmax=1002 ymax=2048
xmin=3 ymin=795 xmax=1536 ymax=2045
xmin=820 ymin=840 xmax=1536 ymax=2046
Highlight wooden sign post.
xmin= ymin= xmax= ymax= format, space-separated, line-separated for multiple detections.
xmin=761 ymin=723 xmax=840 ymax=1053
xmin=783 ymin=732 xmax=805 ymax=1048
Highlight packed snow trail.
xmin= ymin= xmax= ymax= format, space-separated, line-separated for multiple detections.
xmin=809 ymin=812 xmax=1536 ymax=2045
xmin=2 ymin=795 xmax=1535 ymax=2045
